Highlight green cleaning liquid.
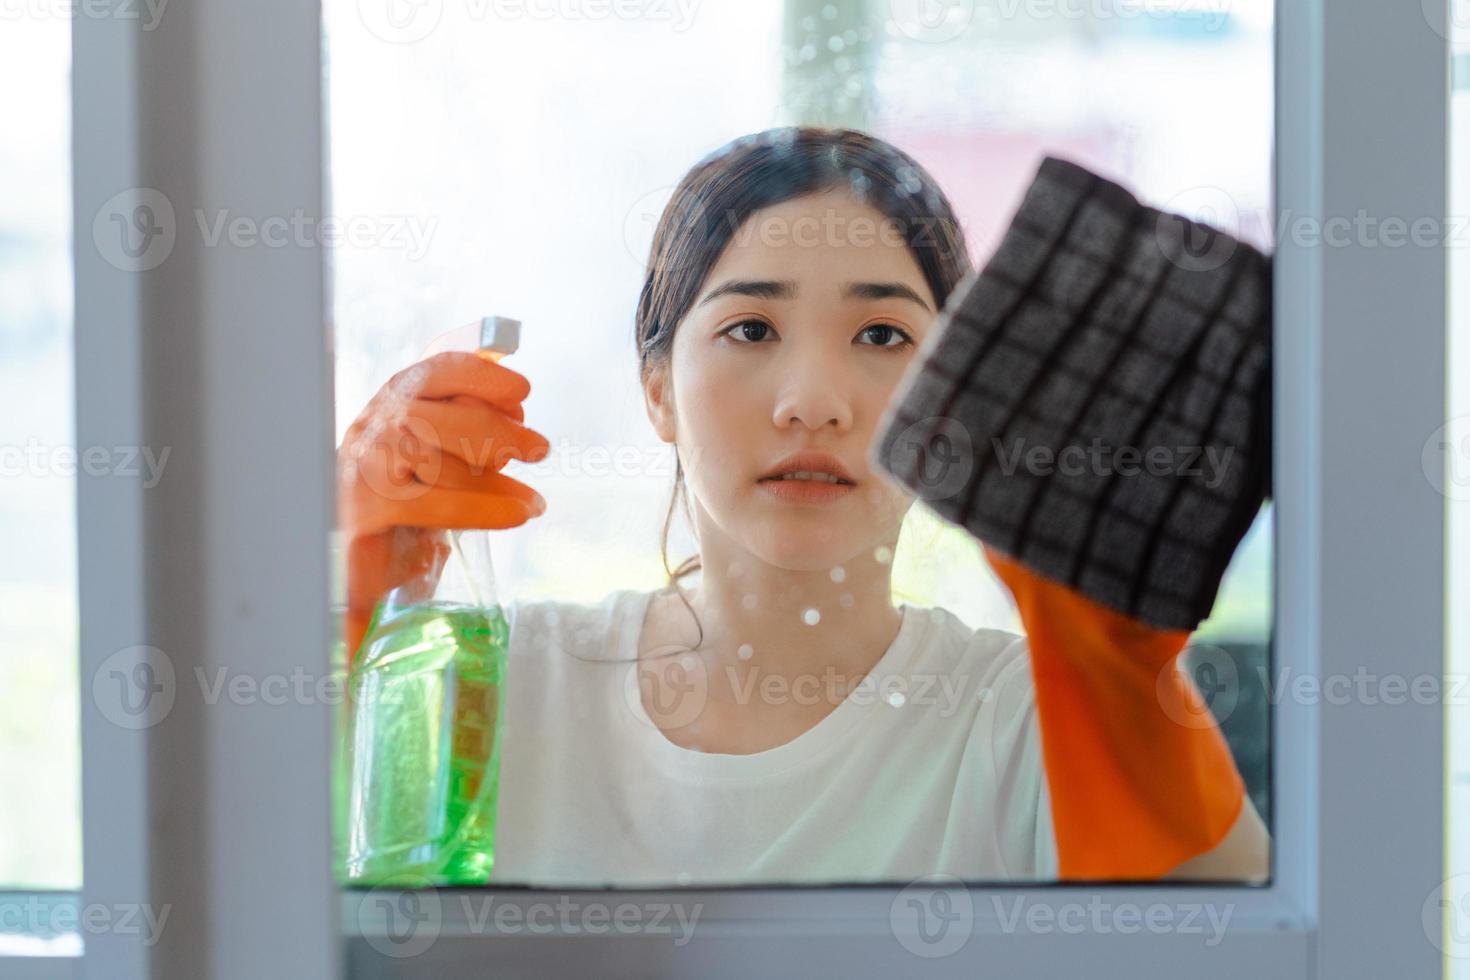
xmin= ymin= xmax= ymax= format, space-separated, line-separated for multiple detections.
xmin=341 ymin=601 xmax=510 ymax=886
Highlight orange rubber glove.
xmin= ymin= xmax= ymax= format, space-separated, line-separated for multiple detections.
xmin=336 ymin=351 xmax=550 ymax=665
xmin=984 ymin=545 xmax=1245 ymax=880
xmin=870 ymin=158 xmax=1271 ymax=881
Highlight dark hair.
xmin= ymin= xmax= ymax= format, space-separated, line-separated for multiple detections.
xmin=635 ymin=126 xmax=973 ymax=652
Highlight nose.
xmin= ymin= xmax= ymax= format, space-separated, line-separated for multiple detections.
xmin=770 ymin=346 xmax=855 ymax=433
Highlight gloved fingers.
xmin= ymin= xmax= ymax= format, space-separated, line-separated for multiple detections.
xmin=404 ymin=398 xmax=551 ymax=469
xmin=362 ymin=419 xmax=546 ymax=500
xmin=424 ymin=450 xmax=547 ymax=505
xmin=385 ymin=351 xmax=532 ymax=418
xmin=388 ymin=483 xmax=541 ymax=531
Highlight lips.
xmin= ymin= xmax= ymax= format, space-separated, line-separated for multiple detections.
xmin=757 ymin=451 xmax=857 ymax=486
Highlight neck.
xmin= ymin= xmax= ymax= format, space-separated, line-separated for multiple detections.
xmin=671 ymin=530 xmax=905 ymax=681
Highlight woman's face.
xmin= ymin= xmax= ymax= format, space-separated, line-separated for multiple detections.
xmin=644 ymin=188 xmax=943 ymax=572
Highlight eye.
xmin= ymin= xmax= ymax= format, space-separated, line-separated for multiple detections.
xmin=719 ymin=319 xmax=778 ymax=344
xmin=855 ymin=322 xmax=914 ymax=350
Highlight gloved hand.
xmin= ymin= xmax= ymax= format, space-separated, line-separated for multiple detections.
xmin=871 ymin=155 xmax=1271 ymax=879
xmin=337 ymin=351 xmax=550 ymax=665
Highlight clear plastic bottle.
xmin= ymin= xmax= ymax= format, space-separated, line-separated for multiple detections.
xmin=339 ymin=316 xmax=521 ymax=887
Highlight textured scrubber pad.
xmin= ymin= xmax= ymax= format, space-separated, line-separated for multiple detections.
xmin=871 ymin=155 xmax=1272 ymax=631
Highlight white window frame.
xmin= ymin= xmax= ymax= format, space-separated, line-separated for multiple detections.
xmin=3 ymin=0 xmax=1443 ymax=977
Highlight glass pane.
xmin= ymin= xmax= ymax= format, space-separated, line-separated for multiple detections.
xmin=0 ymin=16 xmax=81 ymax=892
xmin=326 ymin=0 xmax=1272 ymax=889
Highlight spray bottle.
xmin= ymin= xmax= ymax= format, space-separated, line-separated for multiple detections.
xmin=339 ymin=315 xmax=521 ymax=886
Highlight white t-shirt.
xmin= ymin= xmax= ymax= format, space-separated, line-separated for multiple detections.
xmin=493 ymin=588 xmax=1058 ymax=887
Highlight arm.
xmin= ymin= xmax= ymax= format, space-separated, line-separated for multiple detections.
xmin=1162 ymin=791 xmax=1269 ymax=882
xmin=990 ymin=544 xmax=1266 ymax=881
xmin=870 ymin=156 xmax=1274 ymax=881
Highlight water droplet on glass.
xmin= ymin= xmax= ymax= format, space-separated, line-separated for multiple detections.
xmin=801 ymin=15 xmax=815 ymax=30
xmin=737 ymin=643 xmax=754 ymax=660
xmin=799 ymin=42 xmax=816 ymax=61
xmin=874 ymin=545 xmax=893 ymax=565
xmin=821 ymin=3 xmax=837 ymax=18
xmin=887 ymin=690 xmax=906 ymax=707
xmin=830 ymin=566 xmax=846 ymax=583
xmin=680 ymin=654 xmax=698 ymax=671
xmin=827 ymin=35 xmax=845 ymax=52
xmin=802 ymin=608 xmax=821 ymax=626
xmin=742 ymin=592 xmax=758 ymax=610
xmin=978 ymin=687 xmax=993 ymax=702
xmin=676 ymin=871 xmax=692 ymax=885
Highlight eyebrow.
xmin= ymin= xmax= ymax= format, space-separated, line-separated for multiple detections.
xmin=695 ymin=278 xmax=933 ymax=313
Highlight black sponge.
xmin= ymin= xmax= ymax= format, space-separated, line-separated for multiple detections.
xmin=870 ymin=155 xmax=1272 ymax=631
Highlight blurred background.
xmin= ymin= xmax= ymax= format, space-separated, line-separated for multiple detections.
xmin=11 ymin=0 xmax=1433 ymax=925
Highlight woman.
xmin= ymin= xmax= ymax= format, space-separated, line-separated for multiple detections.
xmin=337 ymin=127 xmax=1268 ymax=886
